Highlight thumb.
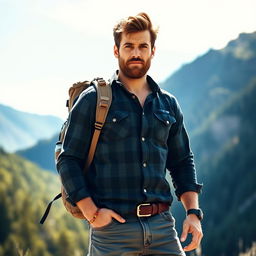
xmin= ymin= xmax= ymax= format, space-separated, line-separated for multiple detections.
xmin=180 ymin=222 xmax=189 ymax=242
xmin=110 ymin=210 xmax=126 ymax=223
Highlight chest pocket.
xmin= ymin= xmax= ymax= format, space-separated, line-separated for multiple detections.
xmin=153 ymin=110 xmax=176 ymax=143
xmin=101 ymin=110 xmax=130 ymax=141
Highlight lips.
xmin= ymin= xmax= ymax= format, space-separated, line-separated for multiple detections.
xmin=128 ymin=60 xmax=144 ymax=64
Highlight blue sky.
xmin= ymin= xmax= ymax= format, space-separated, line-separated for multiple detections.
xmin=0 ymin=0 xmax=256 ymax=119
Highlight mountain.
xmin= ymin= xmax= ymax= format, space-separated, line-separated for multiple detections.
xmin=161 ymin=31 xmax=256 ymax=134
xmin=0 ymin=148 xmax=89 ymax=256
xmin=194 ymin=79 xmax=256 ymax=256
xmin=17 ymin=134 xmax=59 ymax=173
xmin=164 ymin=32 xmax=256 ymax=256
xmin=0 ymin=104 xmax=63 ymax=152
xmin=172 ymin=78 xmax=256 ymax=256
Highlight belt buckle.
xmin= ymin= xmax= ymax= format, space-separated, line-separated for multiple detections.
xmin=137 ymin=203 xmax=152 ymax=217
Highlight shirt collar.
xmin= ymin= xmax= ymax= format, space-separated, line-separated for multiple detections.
xmin=110 ymin=70 xmax=160 ymax=94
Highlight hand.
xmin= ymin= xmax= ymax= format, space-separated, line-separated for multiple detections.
xmin=90 ymin=208 xmax=126 ymax=228
xmin=180 ymin=214 xmax=203 ymax=252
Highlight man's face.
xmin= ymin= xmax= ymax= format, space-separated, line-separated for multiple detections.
xmin=114 ymin=30 xmax=155 ymax=79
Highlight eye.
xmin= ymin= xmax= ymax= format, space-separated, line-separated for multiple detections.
xmin=124 ymin=44 xmax=132 ymax=49
xmin=140 ymin=44 xmax=149 ymax=49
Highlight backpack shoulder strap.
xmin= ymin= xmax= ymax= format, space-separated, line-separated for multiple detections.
xmin=39 ymin=78 xmax=112 ymax=225
xmin=84 ymin=78 xmax=112 ymax=172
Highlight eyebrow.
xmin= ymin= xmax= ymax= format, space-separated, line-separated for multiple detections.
xmin=123 ymin=43 xmax=133 ymax=46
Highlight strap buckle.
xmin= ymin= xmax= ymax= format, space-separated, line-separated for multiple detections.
xmin=95 ymin=121 xmax=103 ymax=130
xmin=137 ymin=203 xmax=152 ymax=217
xmin=93 ymin=77 xmax=106 ymax=86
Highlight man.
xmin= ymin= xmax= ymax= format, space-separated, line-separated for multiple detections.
xmin=57 ymin=12 xmax=203 ymax=256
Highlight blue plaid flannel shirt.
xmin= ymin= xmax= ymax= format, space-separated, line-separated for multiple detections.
xmin=57 ymin=72 xmax=202 ymax=215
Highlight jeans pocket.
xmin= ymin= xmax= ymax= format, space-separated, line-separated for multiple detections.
xmin=160 ymin=210 xmax=175 ymax=223
xmin=91 ymin=219 xmax=116 ymax=231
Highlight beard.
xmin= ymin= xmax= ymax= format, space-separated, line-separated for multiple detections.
xmin=118 ymin=56 xmax=151 ymax=79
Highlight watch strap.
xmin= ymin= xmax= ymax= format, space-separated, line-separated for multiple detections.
xmin=187 ymin=208 xmax=203 ymax=221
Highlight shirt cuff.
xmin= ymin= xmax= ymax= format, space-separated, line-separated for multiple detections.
xmin=175 ymin=183 xmax=203 ymax=201
xmin=66 ymin=187 xmax=91 ymax=206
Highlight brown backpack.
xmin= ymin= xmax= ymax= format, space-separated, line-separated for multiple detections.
xmin=40 ymin=78 xmax=112 ymax=224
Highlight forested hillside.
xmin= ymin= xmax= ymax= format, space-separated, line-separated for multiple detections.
xmin=0 ymin=149 xmax=89 ymax=256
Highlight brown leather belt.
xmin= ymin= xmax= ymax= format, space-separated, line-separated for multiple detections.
xmin=135 ymin=203 xmax=169 ymax=217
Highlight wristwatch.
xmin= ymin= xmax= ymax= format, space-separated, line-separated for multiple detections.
xmin=187 ymin=208 xmax=203 ymax=221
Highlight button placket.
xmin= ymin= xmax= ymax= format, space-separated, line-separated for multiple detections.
xmin=141 ymin=108 xmax=149 ymax=198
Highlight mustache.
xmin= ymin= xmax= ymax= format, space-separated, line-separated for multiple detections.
xmin=128 ymin=58 xmax=144 ymax=63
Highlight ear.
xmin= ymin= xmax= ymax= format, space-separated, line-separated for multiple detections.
xmin=114 ymin=45 xmax=119 ymax=58
xmin=151 ymin=46 xmax=156 ymax=58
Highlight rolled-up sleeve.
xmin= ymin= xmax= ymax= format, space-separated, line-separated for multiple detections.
xmin=166 ymin=97 xmax=203 ymax=200
xmin=56 ymin=88 xmax=96 ymax=206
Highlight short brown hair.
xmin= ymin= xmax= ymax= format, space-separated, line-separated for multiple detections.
xmin=113 ymin=12 xmax=158 ymax=49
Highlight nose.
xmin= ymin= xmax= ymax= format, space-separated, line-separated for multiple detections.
xmin=131 ymin=47 xmax=141 ymax=58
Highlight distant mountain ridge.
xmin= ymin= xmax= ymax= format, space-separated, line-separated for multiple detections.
xmin=161 ymin=31 xmax=256 ymax=133
xmin=0 ymin=104 xmax=63 ymax=152
xmin=17 ymin=134 xmax=59 ymax=172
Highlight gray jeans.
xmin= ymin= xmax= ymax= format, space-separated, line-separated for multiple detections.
xmin=87 ymin=210 xmax=185 ymax=256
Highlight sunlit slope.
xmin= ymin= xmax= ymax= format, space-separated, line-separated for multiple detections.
xmin=0 ymin=149 xmax=89 ymax=256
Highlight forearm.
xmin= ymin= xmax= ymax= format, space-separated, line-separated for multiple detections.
xmin=180 ymin=191 xmax=199 ymax=211
xmin=180 ymin=191 xmax=203 ymax=252
xmin=76 ymin=197 xmax=98 ymax=221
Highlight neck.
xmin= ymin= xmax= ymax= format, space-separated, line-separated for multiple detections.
xmin=118 ymin=70 xmax=149 ymax=94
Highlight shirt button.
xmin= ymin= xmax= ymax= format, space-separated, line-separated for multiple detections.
xmin=143 ymin=188 xmax=147 ymax=193
xmin=141 ymin=137 xmax=145 ymax=141
xmin=166 ymin=120 xmax=170 ymax=125
xmin=132 ymin=95 xmax=136 ymax=99
xmin=142 ymin=112 xmax=145 ymax=115
xmin=143 ymin=162 xmax=147 ymax=168
xmin=112 ymin=118 xmax=117 ymax=122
